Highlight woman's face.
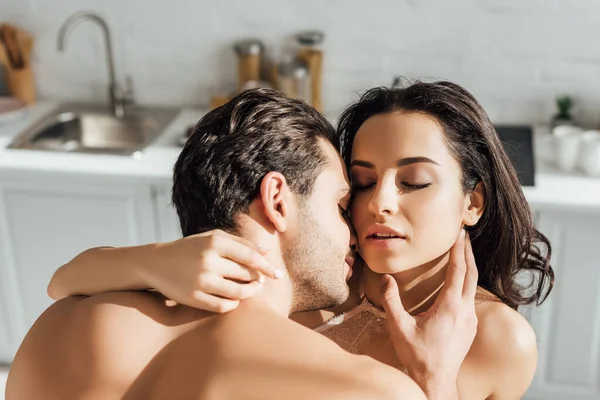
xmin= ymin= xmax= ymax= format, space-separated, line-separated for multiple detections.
xmin=350 ymin=111 xmax=472 ymax=274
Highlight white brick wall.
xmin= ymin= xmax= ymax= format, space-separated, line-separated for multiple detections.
xmin=2 ymin=0 xmax=600 ymax=126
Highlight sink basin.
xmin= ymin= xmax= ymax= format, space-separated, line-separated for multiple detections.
xmin=8 ymin=104 xmax=179 ymax=155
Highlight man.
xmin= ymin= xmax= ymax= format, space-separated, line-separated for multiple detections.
xmin=7 ymin=89 xmax=474 ymax=399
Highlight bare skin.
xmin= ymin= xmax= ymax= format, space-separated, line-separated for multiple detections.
xmin=362 ymin=275 xmax=536 ymax=400
xmin=37 ymin=230 xmax=483 ymax=400
xmin=8 ymin=291 xmax=424 ymax=400
xmin=295 ymin=254 xmax=536 ymax=399
xmin=294 ymin=237 xmax=536 ymax=400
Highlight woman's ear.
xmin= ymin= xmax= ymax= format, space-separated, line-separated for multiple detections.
xmin=260 ymin=171 xmax=292 ymax=233
xmin=463 ymin=182 xmax=485 ymax=227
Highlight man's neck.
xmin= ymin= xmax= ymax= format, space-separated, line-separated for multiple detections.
xmin=361 ymin=252 xmax=449 ymax=315
xmin=233 ymin=213 xmax=295 ymax=317
xmin=237 ymin=273 xmax=294 ymax=317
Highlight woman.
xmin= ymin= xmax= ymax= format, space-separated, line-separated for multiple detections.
xmin=49 ymin=81 xmax=554 ymax=399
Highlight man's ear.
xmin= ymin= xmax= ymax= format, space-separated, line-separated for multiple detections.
xmin=260 ymin=172 xmax=293 ymax=233
xmin=462 ymin=181 xmax=485 ymax=227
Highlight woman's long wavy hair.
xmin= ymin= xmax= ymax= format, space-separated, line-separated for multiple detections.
xmin=336 ymin=80 xmax=554 ymax=309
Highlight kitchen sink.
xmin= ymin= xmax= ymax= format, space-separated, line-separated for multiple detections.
xmin=8 ymin=104 xmax=179 ymax=155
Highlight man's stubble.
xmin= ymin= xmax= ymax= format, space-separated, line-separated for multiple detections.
xmin=283 ymin=205 xmax=350 ymax=314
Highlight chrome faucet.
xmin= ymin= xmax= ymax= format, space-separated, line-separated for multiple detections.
xmin=57 ymin=11 xmax=129 ymax=118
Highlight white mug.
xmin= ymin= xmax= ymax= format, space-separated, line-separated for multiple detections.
xmin=553 ymin=125 xmax=584 ymax=172
xmin=579 ymin=130 xmax=600 ymax=177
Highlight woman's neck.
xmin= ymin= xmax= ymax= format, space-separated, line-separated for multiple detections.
xmin=361 ymin=252 xmax=451 ymax=315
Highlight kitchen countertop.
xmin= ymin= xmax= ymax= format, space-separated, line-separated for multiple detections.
xmin=1 ymin=102 xmax=600 ymax=210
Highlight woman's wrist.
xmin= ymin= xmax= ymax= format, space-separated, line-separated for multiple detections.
xmin=409 ymin=371 xmax=458 ymax=400
xmin=131 ymin=242 xmax=170 ymax=290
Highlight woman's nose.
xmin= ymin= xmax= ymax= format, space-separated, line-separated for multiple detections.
xmin=368 ymin=178 xmax=399 ymax=217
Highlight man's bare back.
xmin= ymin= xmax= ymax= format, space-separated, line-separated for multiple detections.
xmin=7 ymin=291 xmax=424 ymax=400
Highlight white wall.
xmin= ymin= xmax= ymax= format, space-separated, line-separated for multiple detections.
xmin=2 ymin=0 xmax=600 ymax=125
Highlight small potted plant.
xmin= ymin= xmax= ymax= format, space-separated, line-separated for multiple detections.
xmin=552 ymin=95 xmax=575 ymax=128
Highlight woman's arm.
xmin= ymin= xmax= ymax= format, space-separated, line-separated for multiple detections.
xmin=48 ymin=243 xmax=163 ymax=299
xmin=48 ymin=230 xmax=280 ymax=312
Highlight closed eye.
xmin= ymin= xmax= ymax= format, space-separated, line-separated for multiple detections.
xmin=353 ymin=181 xmax=431 ymax=191
xmin=401 ymin=182 xmax=432 ymax=190
xmin=352 ymin=182 xmax=375 ymax=191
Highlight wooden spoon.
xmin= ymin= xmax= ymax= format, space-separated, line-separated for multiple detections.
xmin=16 ymin=29 xmax=33 ymax=66
xmin=0 ymin=25 xmax=23 ymax=68
xmin=0 ymin=41 xmax=12 ymax=71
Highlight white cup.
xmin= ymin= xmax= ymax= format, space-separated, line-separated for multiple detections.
xmin=553 ymin=125 xmax=584 ymax=172
xmin=579 ymin=130 xmax=600 ymax=176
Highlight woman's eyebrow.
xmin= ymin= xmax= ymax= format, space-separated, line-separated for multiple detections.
xmin=396 ymin=156 xmax=440 ymax=167
xmin=350 ymin=160 xmax=374 ymax=168
xmin=350 ymin=156 xmax=440 ymax=169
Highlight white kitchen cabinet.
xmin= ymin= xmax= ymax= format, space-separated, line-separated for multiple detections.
xmin=524 ymin=210 xmax=600 ymax=400
xmin=0 ymin=287 xmax=13 ymax=365
xmin=153 ymin=185 xmax=182 ymax=242
xmin=0 ymin=219 xmax=10 ymax=364
xmin=0 ymin=177 xmax=157 ymax=363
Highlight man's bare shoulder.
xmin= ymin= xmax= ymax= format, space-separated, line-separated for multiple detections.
xmin=8 ymin=293 xmax=425 ymax=400
xmin=7 ymin=291 xmax=207 ymax=399
xmin=130 ymin=305 xmax=426 ymax=400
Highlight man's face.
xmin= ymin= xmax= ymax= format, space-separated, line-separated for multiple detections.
xmin=283 ymin=140 xmax=354 ymax=313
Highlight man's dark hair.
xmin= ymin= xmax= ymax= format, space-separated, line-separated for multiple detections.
xmin=172 ymin=88 xmax=336 ymax=237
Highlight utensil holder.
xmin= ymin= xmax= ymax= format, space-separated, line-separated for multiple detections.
xmin=7 ymin=65 xmax=36 ymax=104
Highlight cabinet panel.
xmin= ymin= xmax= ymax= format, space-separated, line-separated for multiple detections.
xmin=525 ymin=211 xmax=600 ymax=399
xmin=0 ymin=180 xmax=157 ymax=362
xmin=154 ymin=186 xmax=182 ymax=242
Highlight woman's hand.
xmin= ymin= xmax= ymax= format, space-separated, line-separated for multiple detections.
xmin=140 ymin=230 xmax=282 ymax=313
xmin=380 ymin=229 xmax=478 ymax=400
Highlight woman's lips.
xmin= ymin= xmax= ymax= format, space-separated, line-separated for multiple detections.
xmin=364 ymin=236 xmax=406 ymax=250
xmin=366 ymin=224 xmax=404 ymax=238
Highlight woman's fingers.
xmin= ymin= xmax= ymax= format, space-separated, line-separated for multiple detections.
xmin=201 ymin=274 xmax=263 ymax=301
xmin=218 ymin=259 xmax=263 ymax=282
xmin=438 ymin=229 xmax=467 ymax=306
xmin=380 ymin=274 xmax=413 ymax=337
xmin=462 ymin=233 xmax=479 ymax=300
xmin=188 ymin=290 xmax=241 ymax=313
xmin=211 ymin=233 xmax=281 ymax=279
